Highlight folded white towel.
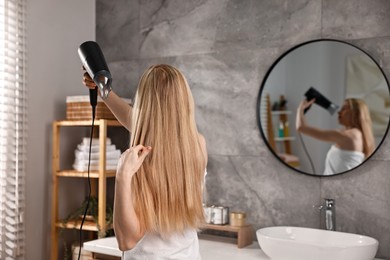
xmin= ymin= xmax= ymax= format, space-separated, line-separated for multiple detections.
xmin=75 ymin=149 xmax=121 ymax=160
xmin=82 ymin=137 xmax=112 ymax=146
xmin=74 ymin=158 xmax=118 ymax=166
xmin=73 ymin=137 xmax=121 ymax=171
xmin=77 ymin=144 xmax=117 ymax=153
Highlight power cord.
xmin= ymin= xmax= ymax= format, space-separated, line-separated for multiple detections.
xmin=78 ymin=102 xmax=96 ymax=260
xmin=297 ymin=132 xmax=316 ymax=174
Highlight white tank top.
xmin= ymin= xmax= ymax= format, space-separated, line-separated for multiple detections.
xmin=122 ymin=229 xmax=201 ymax=260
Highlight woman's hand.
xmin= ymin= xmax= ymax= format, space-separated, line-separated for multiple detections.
xmin=298 ymin=98 xmax=316 ymax=112
xmin=82 ymin=66 xmax=97 ymax=89
xmin=117 ymin=145 xmax=152 ymax=179
xmin=296 ymin=98 xmax=315 ymax=132
xmin=81 ymin=66 xmax=133 ymax=131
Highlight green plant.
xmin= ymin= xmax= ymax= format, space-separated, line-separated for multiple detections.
xmin=60 ymin=196 xmax=114 ymax=259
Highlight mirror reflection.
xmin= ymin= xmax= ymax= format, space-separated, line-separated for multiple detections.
xmin=258 ymin=39 xmax=390 ymax=176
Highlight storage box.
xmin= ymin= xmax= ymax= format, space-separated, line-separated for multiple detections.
xmin=66 ymin=96 xmax=132 ymax=120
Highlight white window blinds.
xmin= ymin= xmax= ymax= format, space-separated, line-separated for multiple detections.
xmin=0 ymin=0 xmax=27 ymax=259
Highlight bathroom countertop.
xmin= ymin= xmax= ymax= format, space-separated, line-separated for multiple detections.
xmin=83 ymin=235 xmax=384 ymax=260
xmin=198 ymin=235 xmax=268 ymax=260
xmin=83 ymin=235 xmax=267 ymax=260
xmin=83 ymin=236 xmax=122 ymax=257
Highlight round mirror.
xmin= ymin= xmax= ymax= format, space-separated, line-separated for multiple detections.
xmin=257 ymin=39 xmax=390 ymax=176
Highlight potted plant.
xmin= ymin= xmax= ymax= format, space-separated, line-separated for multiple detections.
xmin=60 ymin=196 xmax=114 ymax=259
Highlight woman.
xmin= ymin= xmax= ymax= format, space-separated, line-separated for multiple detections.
xmin=83 ymin=64 xmax=208 ymax=259
xmin=296 ymin=98 xmax=374 ymax=175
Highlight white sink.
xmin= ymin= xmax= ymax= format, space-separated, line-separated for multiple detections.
xmin=256 ymin=226 xmax=378 ymax=260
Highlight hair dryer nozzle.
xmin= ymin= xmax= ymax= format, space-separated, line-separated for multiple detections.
xmin=78 ymin=41 xmax=112 ymax=100
xmin=304 ymin=87 xmax=339 ymax=115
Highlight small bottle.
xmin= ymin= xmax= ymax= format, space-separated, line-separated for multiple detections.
xmin=284 ymin=121 xmax=290 ymax=137
xmin=278 ymin=121 xmax=284 ymax=137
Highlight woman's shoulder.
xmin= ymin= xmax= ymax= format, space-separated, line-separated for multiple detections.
xmin=338 ymin=128 xmax=363 ymax=150
xmin=344 ymin=128 xmax=363 ymax=139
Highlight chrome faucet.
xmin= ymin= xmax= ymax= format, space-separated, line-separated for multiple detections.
xmin=324 ymin=198 xmax=336 ymax=231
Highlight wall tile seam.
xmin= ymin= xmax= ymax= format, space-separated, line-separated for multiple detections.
xmin=349 ymin=35 xmax=390 ymax=41
xmin=107 ymin=59 xmax=141 ymax=65
xmin=320 ymin=0 xmax=324 ymax=40
xmin=328 ymin=34 xmax=390 ymax=42
xmin=226 ymin=154 xmax=277 ymax=224
xmin=137 ymin=49 xmax=221 ymax=60
xmin=370 ymin=157 xmax=390 ymax=162
xmin=138 ymin=0 xmax=208 ymax=31
xmin=114 ymin=47 xmax=285 ymax=69
xmin=108 ymin=48 xmax=269 ymax=63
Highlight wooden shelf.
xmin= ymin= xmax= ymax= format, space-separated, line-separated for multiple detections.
xmin=56 ymin=219 xmax=112 ymax=232
xmin=201 ymin=223 xmax=254 ymax=248
xmin=54 ymin=119 xmax=122 ymax=127
xmin=271 ymin=110 xmax=292 ymax=115
xmin=56 ymin=170 xmax=116 ymax=178
xmin=274 ymin=136 xmax=296 ymax=141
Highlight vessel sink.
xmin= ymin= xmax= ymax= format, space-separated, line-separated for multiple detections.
xmin=256 ymin=226 xmax=378 ymax=260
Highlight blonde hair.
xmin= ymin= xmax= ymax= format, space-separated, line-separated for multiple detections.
xmin=347 ymin=98 xmax=375 ymax=158
xmin=130 ymin=64 xmax=206 ymax=236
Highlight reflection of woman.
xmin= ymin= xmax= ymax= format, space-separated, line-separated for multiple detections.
xmin=296 ymin=98 xmax=374 ymax=175
xmin=83 ymin=64 xmax=207 ymax=258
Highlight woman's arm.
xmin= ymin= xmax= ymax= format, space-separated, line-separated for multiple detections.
xmin=113 ymin=145 xmax=151 ymax=251
xmin=295 ymin=99 xmax=347 ymax=144
xmin=103 ymin=91 xmax=132 ymax=131
xmin=198 ymin=134 xmax=208 ymax=166
xmin=83 ymin=70 xmax=132 ymax=131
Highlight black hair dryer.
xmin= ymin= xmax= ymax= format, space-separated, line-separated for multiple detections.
xmin=78 ymin=41 xmax=112 ymax=104
xmin=304 ymin=87 xmax=339 ymax=115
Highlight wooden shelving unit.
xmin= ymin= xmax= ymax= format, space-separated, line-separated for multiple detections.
xmin=201 ymin=223 xmax=254 ymax=248
xmin=265 ymin=94 xmax=300 ymax=168
xmin=51 ymin=119 xmax=123 ymax=260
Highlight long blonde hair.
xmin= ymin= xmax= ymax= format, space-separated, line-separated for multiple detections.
xmin=347 ymin=98 xmax=375 ymax=158
xmin=130 ymin=64 xmax=206 ymax=236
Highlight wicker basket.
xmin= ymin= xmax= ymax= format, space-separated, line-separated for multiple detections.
xmin=66 ymin=96 xmax=132 ymax=120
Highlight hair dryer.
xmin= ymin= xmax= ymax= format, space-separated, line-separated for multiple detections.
xmin=78 ymin=41 xmax=112 ymax=106
xmin=304 ymin=87 xmax=339 ymax=115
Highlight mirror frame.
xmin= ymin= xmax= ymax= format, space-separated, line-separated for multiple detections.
xmin=256 ymin=38 xmax=390 ymax=177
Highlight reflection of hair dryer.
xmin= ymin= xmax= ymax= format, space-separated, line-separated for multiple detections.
xmin=304 ymin=87 xmax=339 ymax=115
xmin=78 ymin=41 xmax=112 ymax=105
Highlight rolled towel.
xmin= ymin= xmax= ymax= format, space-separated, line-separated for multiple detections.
xmin=82 ymin=137 xmax=111 ymax=146
xmin=74 ymin=158 xmax=118 ymax=166
xmin=77 ymin=143 xmax=117 ymax=153
xmin=75 ymin=149 xmax=121 ymax=160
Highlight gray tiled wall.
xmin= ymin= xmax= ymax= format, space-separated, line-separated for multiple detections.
xmin=96 ymin=0 xmax=390 ymax=258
